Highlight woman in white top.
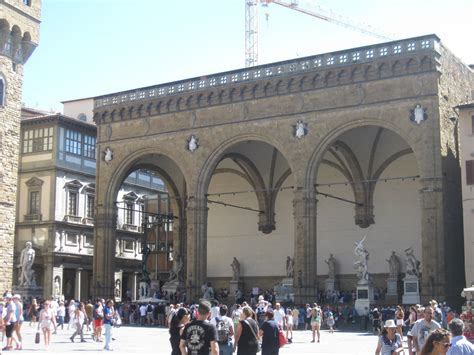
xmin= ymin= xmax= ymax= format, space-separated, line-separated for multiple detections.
xmin=285 ymin=308 xmax=293 ymax=342
xmin=38 ymin=301 xmax=56 ymax=350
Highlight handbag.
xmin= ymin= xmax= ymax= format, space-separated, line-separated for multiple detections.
xmin=35 ymin=331 xmax=40 ymax=344
xmin=243 ymin=319 xmax=261 ymax=353
xmin=278 ymin=328 xmax=287 ymax=348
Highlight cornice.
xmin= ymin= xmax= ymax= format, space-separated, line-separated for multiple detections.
xmin=93 ymin=35 xmax=443 ymax=124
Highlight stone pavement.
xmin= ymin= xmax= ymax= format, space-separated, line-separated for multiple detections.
xmin=2 ymin=324 xmax=382 ymax=355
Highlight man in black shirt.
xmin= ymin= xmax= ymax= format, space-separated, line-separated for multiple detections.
xmin=180 ymin=301 xmax=218 ymax=355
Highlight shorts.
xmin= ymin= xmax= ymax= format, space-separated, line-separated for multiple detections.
xmin=396 ymin=319 xmax=404 ymax=326
xmin=311 ymin=321 xmax=321 ymax=327
xmin=5 ymin=323 xmax=15 ymax=338
xmin=305 ymin=317 xmax=311 ymax=324
xmin=94 ymin=319 xmax=103 ymax=327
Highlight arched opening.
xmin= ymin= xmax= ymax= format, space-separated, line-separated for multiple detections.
xmin=94 ymin=152 xmax=188 ymax=302
xmin=204 ymin=139 xmax=294 ymax=301
xmin=313 ymin=125 xmax=421 ymax=302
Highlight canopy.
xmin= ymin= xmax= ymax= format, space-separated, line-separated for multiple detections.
xmin=461 ymin=286 xmax=474 ymax=298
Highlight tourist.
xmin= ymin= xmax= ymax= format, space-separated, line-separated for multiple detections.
xmin=103 ymin=299 xmax=115 ymax=351
xmin=395 ymin=305 xmax=405 ymax=340
xmin=375 ymin=319 xmax=404 ymax=355
xmin=210 ymin=304 xmax=234 ymax=355
xmin=12 ymin=294 xmax=23 ymax=350
xmin=411 ymin=306 xmax=441 ymax=354
xmin=259 ymin=308 xmax=280 ymax=355
xmin=234 ymin=306 xmax=259 ymax=355
xmin=231 ymin=304 xmax=242 ymax=331
xmin=447 ymin=318 xmax=474 ymax=354
xmin=57 ymin=301 xmax=65 ymax=330
xmin=139 ymin=303 xmax=147 ymax=326
xmin=85 ymin=300 xmax=94 ymax=332
xmin=292 ymin=307 xmax=299 ymax=330
xmin=179 ymin=300 xmax=218 ymax=355
xmin=2 ymin=293 xmax=17 ymax=351
xmin=310 ymin=303 xmax=322 ymax=343
xmin=67 ymin=299 xmax=76 ymax=330
xmin=28 ymin=298 xmax=39 ymax=327
xmin=285 ymin=308 xmax=293 ymax=343
xmin=326 ymin=307 xmax=335 ymax=334
xmin=38 ymin=300 xmax=56 ymax=350
xmin=372 ymin=307 xmax=382 ymax=335
xmin=305 ymin=304 xmax=312 ymax=330
xmin=273 ymin=303 xmax=285 ymax=329
xmin=70 ymin=302 xmax=86 ymax=343
xmin=93 ymin=298 xmax=104 ymax=342
xmin=169 ymin=307 xmax=190 ymax=355
xmin=407 ymin=305 xmax=420 ymax=355
xmin=420 ymin=328 xmax=451 ymax=355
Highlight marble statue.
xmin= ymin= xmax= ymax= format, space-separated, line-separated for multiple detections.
xmin=18 ymin=241 xmax=36 ymax=287
xmin=53 ymin=276 xmax=61 ymax=296
xmin=353 ymin=236 xmax=369 ymax=282
xmin=386 ymin=251 xmax=400 ymax=278
xmin=286 ymin=256 xmax=294 ymax=278
xmin=325 ymin=253 xmax=336 ymax=279
xmin=202 ymin=282 xmax=214 ymax=299
xmin=115 ymin=279 xmax=121 ymax=298
xmin=167 ymin=253 xmax=183 ymax=284
xmin=231 ymin=257 xmax=240 ymax=281
xmin=405 ymin=247 xmax=420 ymax=277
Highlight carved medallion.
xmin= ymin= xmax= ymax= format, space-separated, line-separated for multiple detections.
xmin=294 ymin=120 xmax=307 ymax=139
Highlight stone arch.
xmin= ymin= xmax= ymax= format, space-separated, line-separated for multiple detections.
xmin=325 ymin=71 xmax=336 ymax=86
xmin=104 ymin=148 xmax=189 ymax=210
xmin=392 ymin=60 xmax=403 ymax=76
xmin=197 ymin=133 xmax=296 ymax=203
xmin=420 ymin=56 xmax=432 ymax=71
xmin=306 ymin=119 xmax=422 ymax=192
xmin=406 ymin=58 xmax=419 ymax=74
xmin=0 ymin=19 xmax=10 ymax=48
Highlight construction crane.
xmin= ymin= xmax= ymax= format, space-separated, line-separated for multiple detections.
xmin=245 ymin=0 xmax=393 ymax=67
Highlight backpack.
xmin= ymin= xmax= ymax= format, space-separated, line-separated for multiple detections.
xmin=147 ymin=305 xmax=152 ymax=313
xmin=215 ymin=316 xmax=230 ymax=344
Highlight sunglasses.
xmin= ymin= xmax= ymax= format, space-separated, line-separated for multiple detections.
xmin=437 ymin=342 xmax=451 ymax=349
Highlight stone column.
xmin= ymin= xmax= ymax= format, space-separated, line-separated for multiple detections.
xmin=293 ymin=188 xmax=317 ymax=304
xmin=185 ymin=197 xmax=208 ymax=302
xmin=132 ymin=272 xmax=139 ymax=301
xmin=42 ymin=254 xmax=54 ymax=298
xmin=75 ymin=268 xmax=82 ymax=301
xmin=93 ymin=205 xmax=117 ymax=299
xmin=418 ymin=177 xmax=446 ymax=303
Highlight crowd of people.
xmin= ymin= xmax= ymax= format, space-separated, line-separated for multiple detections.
xmin=0 ymin=291 xmax=119 ymax=351
xmin=1 ymin=288 xmax=473 ymax=354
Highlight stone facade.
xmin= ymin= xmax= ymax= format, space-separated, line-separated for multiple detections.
xmin=92 ymin=35 xmax=474 ymax=306
xmin=0 ymin=0 xmax=41 ymax=292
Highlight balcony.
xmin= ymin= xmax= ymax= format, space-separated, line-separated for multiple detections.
xmin=24 ymin=214 xmax=42 ymax=222
xmin=82 ymin=217 xmax=94 ymax=226
xmin=121 ymin=224 xmax=141 ymax=233
xmin=63 ymin=215 xmax=82 ymax=224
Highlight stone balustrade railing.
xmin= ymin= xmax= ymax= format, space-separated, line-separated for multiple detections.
xmin=94 ymin=35 xmax=440 ymax=109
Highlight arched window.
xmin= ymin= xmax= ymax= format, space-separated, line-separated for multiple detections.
xmin=0 ymin=75 xmax=5 ymax=106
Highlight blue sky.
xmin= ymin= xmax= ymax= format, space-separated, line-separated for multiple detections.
xmin=22 ymin=0 xmax=474 ymax=112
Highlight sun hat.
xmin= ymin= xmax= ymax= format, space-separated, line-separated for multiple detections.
xmin=4 ymin=292 xmax=12 ymax=299
xmin=258 ymin=295 xmax=264 ymax=301
xmin=384 ymin=319 xmax=397 ymax=328
xmin=13 ymin=294 xmax=21 ymax=299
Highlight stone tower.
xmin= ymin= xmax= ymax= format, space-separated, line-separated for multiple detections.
xmin=0 ymin=0 xmax=41 ymax=292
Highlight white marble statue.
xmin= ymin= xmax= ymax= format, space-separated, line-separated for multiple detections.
xmin=53 ymin=276 xmax=61 ymax=296
xmin=167 ymin=253 xmax=183 ymax=284
xmin=231 ymin=257 xmax=240 ymax=281
xmin=386 ymin=251 xmax=400 ymax=278
xmin=286 ymin=256 xmax=294 ymax=278
xmin=18 ymin=241 xmax=36 ymax=287
xmin=325 ymin=253 xmax=336 ymax=279
xmin=405 ymin=247 xmax=420 ymax=277
xmin=353 ymin=236 xmax=369 ymax=282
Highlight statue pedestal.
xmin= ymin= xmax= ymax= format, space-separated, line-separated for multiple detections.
xmin=229 ymin=280 xmax=244 ymax=304
xmin=138 ymin=281 xmax=150 ymax=300
xmin=13 ymin=285 xmax=43 ymax=300
xmin=385 ymin=278 xmax=399 ymax=304
xmin=325 ymin=278 xmax=336 ymax=292
xmin=402 ymin=276 xmax=420 ymax=305
xmin=274 ymin=278 xmax=294 ymax=303
xmin=354 ymin=282 xmax=373 ymax=316
xmin=162 ymin=281 xmax=185 ymax=298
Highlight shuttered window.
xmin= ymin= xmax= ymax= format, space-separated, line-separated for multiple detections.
xmin=467 ymin=160 xmax=474 ymax=185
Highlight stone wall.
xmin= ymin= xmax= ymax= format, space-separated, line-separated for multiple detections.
xmin=0 ymin=56 xmax=23 ymax=292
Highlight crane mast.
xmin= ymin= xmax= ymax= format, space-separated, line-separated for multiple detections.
xmin=245 ymin=0 xmax=259 ymax=68
xmin=246 ymin=0 xmax=392 ymax=67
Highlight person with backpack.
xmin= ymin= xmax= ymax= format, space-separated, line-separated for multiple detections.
xmin=211 ymin=305 xmax=234 ymax=355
